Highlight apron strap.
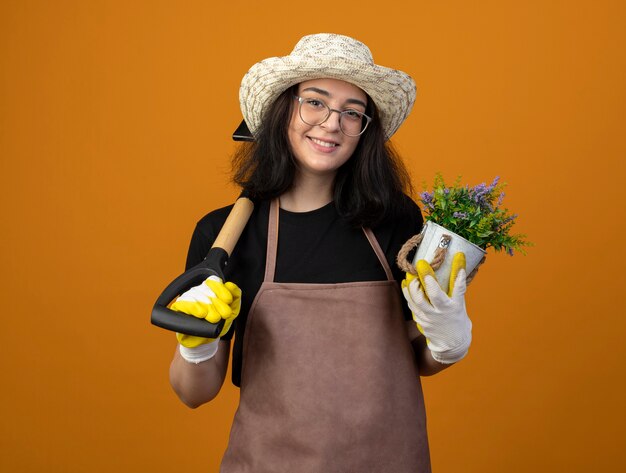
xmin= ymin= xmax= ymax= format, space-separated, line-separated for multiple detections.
xmin=264 ymin=198 xmax=281 ymax=282
xmin=265 ymin=198 xmax=395 ymax=283
xmin=361 ymin=227 xmax=395 ymax=281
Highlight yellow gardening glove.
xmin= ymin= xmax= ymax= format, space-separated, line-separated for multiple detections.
xmin=402 ymin=252 xmax=466 ymax=301
xmin=401 ymin=255 xmax=464 ymax=336
xmin=401 ymin=253 xmax=472 ymax=363
xmin=170 ymin=276 xmax=242 ymax=349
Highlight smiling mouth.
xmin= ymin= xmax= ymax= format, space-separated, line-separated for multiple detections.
xmin=309 ymin=137 xmax=339 ymax=148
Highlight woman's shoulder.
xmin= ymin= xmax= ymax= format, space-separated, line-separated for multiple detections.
xmin=205 ymin=204 xmax=235 ymax=219
xmin=398 ymin=193 xmax=422 ymax=218
xmin=195 ymin=199 xmax=271 ymax=239
xmin=185 ymin=199 xmax=271 ymax=270
xmin=370 ymin=193 xmax=422 ymax=244
xmin=196 ymin=203 xmax=235 ymax=234
xmin=382 ymin=193 xmax=423 ymax=228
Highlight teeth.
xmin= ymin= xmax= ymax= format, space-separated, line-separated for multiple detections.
xmin=311 ymin=138 xmax=337 ymax=148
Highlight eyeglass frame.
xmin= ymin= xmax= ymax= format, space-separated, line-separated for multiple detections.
xmin=293 ymin=95 xmax=372 ymax=137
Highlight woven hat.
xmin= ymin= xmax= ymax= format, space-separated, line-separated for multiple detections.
xmin=239 ymin=33 xmax=416 ymax=140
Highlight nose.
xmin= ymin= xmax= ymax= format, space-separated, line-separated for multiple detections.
xmin=321 ymin=109 xmax=342 ymax=132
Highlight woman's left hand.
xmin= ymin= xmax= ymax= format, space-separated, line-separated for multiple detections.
xmin=401 ymin=254 xmax=472 ymax=364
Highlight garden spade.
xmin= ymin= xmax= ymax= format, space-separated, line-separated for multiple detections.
xmin=151 ymin=121 xmax=255 ymax=337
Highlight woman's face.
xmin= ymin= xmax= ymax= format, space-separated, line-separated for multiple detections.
xmin=288 ymin=78 xmax=367 ymax=180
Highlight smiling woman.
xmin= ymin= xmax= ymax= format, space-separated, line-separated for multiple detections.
xmin=162 ymin=33 xmax=474 ymax=473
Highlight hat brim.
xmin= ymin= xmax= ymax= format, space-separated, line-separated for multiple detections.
xmin=240 ymin=56 xmax=416 ymax=140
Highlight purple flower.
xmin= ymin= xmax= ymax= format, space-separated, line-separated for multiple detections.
xmin=471 ymin=183 xmax=488 ymax=201
xmin=501 ymin=213 xmax=518 ymax=225
xmin=453 ymin=211 xmax=468 ymax=219
xmin=497 ymin=192 xmax=505 ymax=206
xmin=420 ymin=191 xmax=433 ymax=204
xmin=471 ymin=183 xmax=492 ymax=209
xmin=469 ymin=178 xmax=501 ymax=212
xmin=488 ymin=176 xmax=500 ymax=191
xmin=507 ymin=247 xmax=515 ymax=256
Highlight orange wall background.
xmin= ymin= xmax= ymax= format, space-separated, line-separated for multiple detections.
xmin=1 ymin=1 xmax=625 ymax=471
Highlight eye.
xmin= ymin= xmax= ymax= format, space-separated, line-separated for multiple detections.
xmin=304 ymin=98 xmax=326 ymax=109
xmin=342 ymin=109 xmax=363 ymax=121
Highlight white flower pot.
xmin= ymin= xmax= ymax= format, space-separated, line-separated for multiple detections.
xmin=412 ymin=221 xmax=487 ymax=291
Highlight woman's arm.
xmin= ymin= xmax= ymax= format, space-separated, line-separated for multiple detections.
xmin=405 ymin=321 xmax=454 ymax=376
xmin=169 ymin=340 xmax=231 ymax=408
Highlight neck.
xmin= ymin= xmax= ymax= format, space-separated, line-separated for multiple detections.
xmin=280 ymin=172 xmax=335 ymax=212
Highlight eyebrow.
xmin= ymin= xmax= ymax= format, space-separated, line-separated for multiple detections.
xmin=300 ymin=86 xmax=367 ymax=109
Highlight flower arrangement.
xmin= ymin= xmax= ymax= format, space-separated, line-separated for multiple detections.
xmin=419 ymin=174 xmax=531 ymax=255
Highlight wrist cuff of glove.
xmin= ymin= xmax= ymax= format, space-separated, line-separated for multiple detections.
xmin=431 ymin=349 xmax=468 ymax=364
xmin=179 ymin=339 xmax=220 ymax=364
xmin=430 ymin=338 xmax=470 ymax=364
xmin=429 ymin=336 xmax=472 ymax=365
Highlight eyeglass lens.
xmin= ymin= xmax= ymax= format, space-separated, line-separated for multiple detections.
xmin=298 ymin=98 xmax=368 ymax=136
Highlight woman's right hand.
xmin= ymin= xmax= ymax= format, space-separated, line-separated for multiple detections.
xmin=170 ymin=276 xmax=242 ymax=362
xmin=401 ymin=253 xmax=472 ymax=365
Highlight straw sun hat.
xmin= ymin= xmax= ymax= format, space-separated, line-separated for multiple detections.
xmin=239 ymin=33 xmax=416 ymax=140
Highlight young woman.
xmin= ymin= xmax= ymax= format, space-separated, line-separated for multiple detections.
xmin=167 ymin=33 xmax=473 ymax=473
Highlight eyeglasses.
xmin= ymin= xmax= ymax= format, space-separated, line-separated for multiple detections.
xmin=293 ymin=95 xmax=372 ymax=137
